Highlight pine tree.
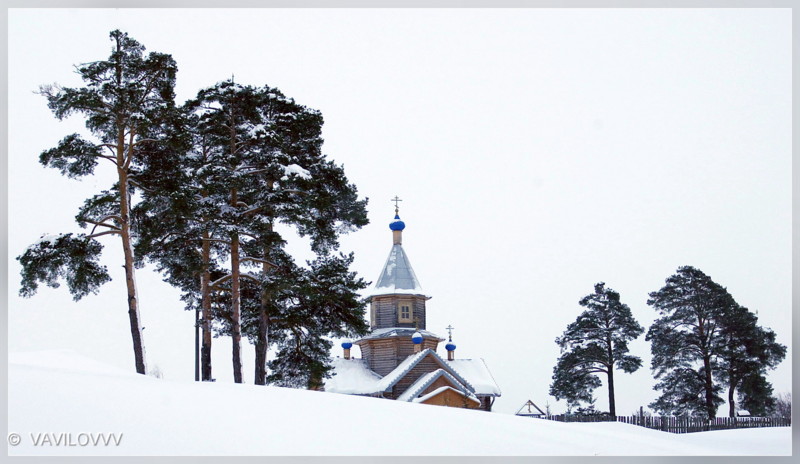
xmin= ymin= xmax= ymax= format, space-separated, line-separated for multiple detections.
xmin=133 ymin=105 xmax=228 ymax=382
xmin=168 ymin=82 xmax=369 ymax=385
xmin=549 ymin=282 xmax=644 ymax=416
xmin=646 ymin=266 xmax=735 ymax=419
xmin=261 ymin=252 xmax=369 ymax=388
xmin=17 ymin=30 xmax=178 ymax=374
xmin=716 ymin=304 xmax=786 ymax=416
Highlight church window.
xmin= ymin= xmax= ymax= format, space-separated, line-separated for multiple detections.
xmin=398 ymin=301 xmax=412 ymax=322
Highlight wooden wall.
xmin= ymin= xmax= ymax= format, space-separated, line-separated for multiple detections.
xmin=419 ymin=388 xmax=480 ymax=409
xmin=358 ymin=338 xmax=441 ymax=376
xmin=370 ymin=295 xmax=428 ymax=329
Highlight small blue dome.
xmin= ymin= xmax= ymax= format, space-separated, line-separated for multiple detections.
xmin=389 ymin=214 xmax=406 ymax=231
xmin=341 ymin=341 xmax=352 ymax=349
xmin=411 ymin=332 xmax=423 ymax=344
xmin=446 ymin=342 xmax=456 ymax=351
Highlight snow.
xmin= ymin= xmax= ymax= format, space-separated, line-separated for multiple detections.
xmin=446 ymin=358 xmax=502 ymax=396
xmin=8 ymin=350 xmax=792 ymax=456
xmin=282 ymin=163 xmax=311 ymax=180
xmin=364 ymin=243 xmax=429 ymax=298
xmin=324 ymin=357 xmax=383 ymax=395
xmin=32 ymin=233 xmax=62 ymax=247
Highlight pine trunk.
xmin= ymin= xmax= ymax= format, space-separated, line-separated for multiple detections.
xmin=113 ymin=36 xmax=147 ymax=376
xmin=118 ymin=129 xmax=146 ymax=375
xmin=606 ymin=334 xmax=616 ymax=417
xmin=728 ymin=376 xmax=737 ymax=417
xmin=254 ymin=308 xmax=269 ymax=385
xmin=698 ymin=316 xmax=715 ymax=419
xmin=230 ymin=188 xmax=243 ymax=383
xmin=703 ymin=354 xmax=715 ymax=419
xmin=200 ymin=229 xmax=213 ymax=381
xmin=254 ymin=244 xmax=272 ymax=386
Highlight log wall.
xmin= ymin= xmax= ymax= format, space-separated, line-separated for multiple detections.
xmin=370 ymin=295 xmax=427 ymax=329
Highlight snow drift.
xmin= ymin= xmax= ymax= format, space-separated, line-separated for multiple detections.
xmin=7 ymin=350 xmax=792 ymax=456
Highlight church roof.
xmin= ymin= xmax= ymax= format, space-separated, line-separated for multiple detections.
xmin=396 ymin=368 xmax=470 ymax=402
xmin=354 ymin=327 xmax=445 ymax=343
xmin=325 ymin=348 xmax=499 ymax=401
xmin=445 ymin=359 xmax=502 ymax=397
xmin=324 ymin=357 xmax=383 ymax=395
xmin=364 ymin=244 xmax=429 ymax=298
xmin=376 ymin=349 xmax=475 ymax=395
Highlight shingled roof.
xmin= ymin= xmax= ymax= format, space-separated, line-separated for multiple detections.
xmin=364 ymin=244 xmax=429 ymax=298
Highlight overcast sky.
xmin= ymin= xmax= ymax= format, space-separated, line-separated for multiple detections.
xmin=7 ymin=8 xmax=792 ymax=416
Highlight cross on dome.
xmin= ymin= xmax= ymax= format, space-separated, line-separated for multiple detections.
xmin=391 ymin=195 xmax=402 ymax=214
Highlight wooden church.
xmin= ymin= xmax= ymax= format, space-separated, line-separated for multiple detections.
xmin=324 ymin=202 xmax=501 ymax=411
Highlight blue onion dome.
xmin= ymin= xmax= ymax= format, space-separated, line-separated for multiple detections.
xmin=446 ymin=341 xmax=456 ymax=351
xmin=411 ymin=331 xmax=423 ymax=344
xmin=389 ymin=214 xmax=406 ymax=231
xmin=341 ymin=341 xmax=352 ymax=349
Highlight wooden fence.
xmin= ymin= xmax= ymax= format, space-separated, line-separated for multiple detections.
xmin=545 ymin=414 xmax=791 ymax=434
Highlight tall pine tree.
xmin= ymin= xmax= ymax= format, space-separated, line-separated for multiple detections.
xmin=715 ymin=304 xmax=785 ymax=416
xmin=549 ymin=282 xmax=644 ymax=416
xmin=646 ymin=266 xmax=734 ymax=419
xmin=17 ymin=30 xmax=178 ymax=374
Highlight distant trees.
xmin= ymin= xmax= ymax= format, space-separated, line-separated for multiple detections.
xmin=550 ymin=283 xmax=644 ymax=416
xmin=646 ymin=266 xmax=785 ymax=419
xmin=549 ymin=269 xmax=787 ymax=420
xmin=771 ymin=392 xmax=791 ymax=420
xmin=17 ymin=30 xmax=178 ymax=374
xmin=17 ymin=30 xmax=370 ymax=386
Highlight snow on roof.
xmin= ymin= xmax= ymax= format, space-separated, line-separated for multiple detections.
xmin=323 ymin=357 xmax=383 ymax=395
xmin=446 ymin=358 xmax=502 ymax=397
xmin=364 ymin=244 xmax=429 ymax=298
xmin=412 ymin=386 xmax=480 ymax=405
xmin=377 ymin=349 xmax=475 ymax=394
xmin=355 ymin=327 xmax=445 ymax=343
xmin=396 ymin=368 xmax=468 ymax=402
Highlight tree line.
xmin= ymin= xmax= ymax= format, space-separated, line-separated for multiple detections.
xmin=16 ymin=30 xmax=370 ymax=388
xmin=549 ymin=266 xmax=786 ymax=420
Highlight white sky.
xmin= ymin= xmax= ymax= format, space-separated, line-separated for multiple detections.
xmin=7 ymin=8 xmax=792 ymax=416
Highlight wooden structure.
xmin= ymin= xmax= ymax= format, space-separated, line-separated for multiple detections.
xmin=515 ymin=400 xmax=547 ymax=418
xmin=324 ymin=204 xmax=501 ymax=411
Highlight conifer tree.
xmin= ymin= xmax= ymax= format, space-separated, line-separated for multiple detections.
xmin=260 ymin=252 xmax=369 ymax=388
xmin=646 ymin=266 xmax=735 ymax=419
xmin=17 ymin=30 xmax=178 ymax=374
xmin=164 ymin=81 xmax=369 ymax=384
xmin=715 ymin=304 xmax=786 ymax=417
xmin=549 ymin=282 xmax=644 ymax=416
xmin=133 ymin=106 xmax=228 ymax=382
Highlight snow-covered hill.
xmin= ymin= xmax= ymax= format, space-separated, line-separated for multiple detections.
xmin=8 ymin=350 xmax=792 ymax=456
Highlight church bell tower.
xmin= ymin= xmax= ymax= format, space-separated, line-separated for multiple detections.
xmin=354 ymin=198 xmax=443 ymax=375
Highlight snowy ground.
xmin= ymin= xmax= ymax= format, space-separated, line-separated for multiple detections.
xmin=7 ymin=350 xmax=792 ymax=456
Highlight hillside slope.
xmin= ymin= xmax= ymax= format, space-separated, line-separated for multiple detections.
xmin=8 ymin=350 xmax=791 ymax=456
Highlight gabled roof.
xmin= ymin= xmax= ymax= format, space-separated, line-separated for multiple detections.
xmin=396 ymin=368 xmax=469 ymax=402
xmin=515 ymin=400 xmax=546 ymax=416
xmin=414 ymin=386 xmax=481 ymax=405
xmin=446 ymin=358 xmax=502 ymax=396
xmin=364 ymin=244 xmax=429 ymax=298
xmin=377 ymin=348 xmax=475 ymax=394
